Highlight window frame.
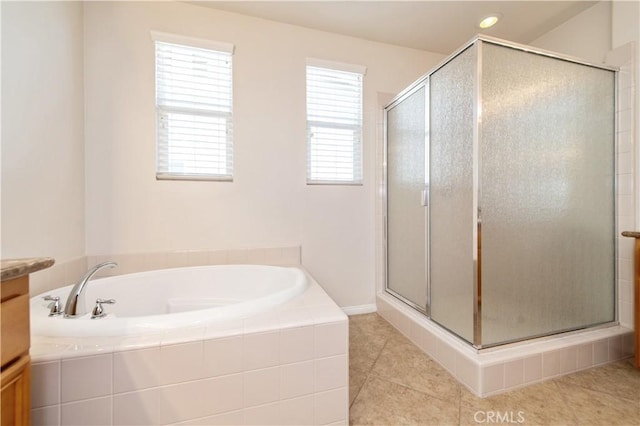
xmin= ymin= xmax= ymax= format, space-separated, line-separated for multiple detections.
xmin=152 ymin=31 xmax=234 ymax=182
xmin=305 ymin=58 xmax=367 ymax=186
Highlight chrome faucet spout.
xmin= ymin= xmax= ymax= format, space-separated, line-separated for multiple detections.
xmin=64 ymin=261 xmax=117 ymax=318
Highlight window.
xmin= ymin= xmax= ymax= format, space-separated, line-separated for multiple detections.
xmin=153 ymin=32 xmax=234 ymax=181
xmin=306 ymin=59 xmax=366 ymax=184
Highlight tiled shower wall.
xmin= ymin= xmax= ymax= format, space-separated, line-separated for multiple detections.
xmin=611 ymin=42 xmax=638 ymax=329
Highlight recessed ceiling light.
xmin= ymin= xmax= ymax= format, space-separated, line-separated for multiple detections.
xmin=479 ymin=14 xmax=501 ymax=29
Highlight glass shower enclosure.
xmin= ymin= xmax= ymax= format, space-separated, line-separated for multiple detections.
xmin=385 ymin=36 xmax=617 ymax=348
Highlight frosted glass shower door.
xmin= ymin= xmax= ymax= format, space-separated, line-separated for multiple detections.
xmin=479 ymin=43 xmax=616 ymax=346
xmin=386 ymin=85 xmax=428 ymax=310
xmin=384 ymin=36 xmax=616 ymax=349
xmin=428 ymin=46 xmax=476 ymax=343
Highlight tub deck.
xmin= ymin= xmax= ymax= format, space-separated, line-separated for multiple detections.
xmin=30 ymin=269 xmax=348 ymax=426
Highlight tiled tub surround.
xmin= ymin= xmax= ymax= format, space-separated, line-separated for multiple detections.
xmin=30 ymin=269 xmax=348 ymax=426
xmin=377 ymin=293 xmax=634 ymax=398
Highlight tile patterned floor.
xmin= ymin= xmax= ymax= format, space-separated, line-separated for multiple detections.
xmin=349 ymin=313 xmax=640 ymax=426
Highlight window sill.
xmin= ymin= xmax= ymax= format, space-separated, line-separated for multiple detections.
xmin=156 ymin=173 xmax=233 ymax=182
xmin=306 ymin=180 xmax=363 ymax=186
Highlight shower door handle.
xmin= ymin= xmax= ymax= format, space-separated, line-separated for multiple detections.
xmin=421 ymin=187 xmax=429 ymax=207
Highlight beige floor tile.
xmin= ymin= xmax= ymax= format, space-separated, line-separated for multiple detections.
xmin=349 ymin=314 xmax=394 ymax=406
xmin=349 ymin=313 xmax=396 ymax=332
xmin=349 ymin=333 xmax=383 ymax=370
xmin=348 ymin=313 xmax=640 ymax=426
xmin=349 ymin=314 xmax=396 ymax=354
xmin=555 ymin=381 xmax=640 ymax=426
xmin=385 ymin=329 xmax=413 ymax=346
xmin=350 ymin=375 xmax=459 ymax=426
xmin=553 ymin=358 xmax=640 ymax=404
xmin=371 ymin=333 xmax=461 ymax=402
xmin=349 ymin=357 xmax=371 ymax=406
xmin=459 ymin=406 xmax=529 ymax=426
xmin=460 ymin=380 xmax=579 ymax=425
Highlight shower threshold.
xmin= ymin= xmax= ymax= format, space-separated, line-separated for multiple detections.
xmin=377 ymin=292 xmax=633 ymax=397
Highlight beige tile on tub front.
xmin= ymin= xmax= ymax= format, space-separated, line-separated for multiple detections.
xmin=60 ymin=354 xmax=112 ymax=403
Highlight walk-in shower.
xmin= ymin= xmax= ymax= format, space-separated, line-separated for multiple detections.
xmin=384 ymin=35 xmax=617 ymax=350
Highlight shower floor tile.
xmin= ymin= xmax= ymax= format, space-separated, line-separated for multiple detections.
xmin=349 ymin=313 xmax=640 ymax=426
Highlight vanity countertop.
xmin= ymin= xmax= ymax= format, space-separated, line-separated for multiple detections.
xmin=1 ymin=257 xmax=55 ymax=282
xmin=622 ymin=231 xmax=640 ymax=238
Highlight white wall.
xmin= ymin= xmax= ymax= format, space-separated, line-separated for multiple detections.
xmin=1 ymin=1 xmax=85 ymax=262
xmin=612 ymin=0 xmax=640 ymax=49
xmin=530 ymin=1 xmax=611 ymax=63
xmin=83 ymin=1 xmax=443 ymax=308
xmin=3 ymin=0 xmax=633 ymax=311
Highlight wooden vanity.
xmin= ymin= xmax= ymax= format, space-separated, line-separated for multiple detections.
xmin=1 ymin=257 xmax=53 ymax=425
xmin=621 ymin=232 xmax=640 ymax=368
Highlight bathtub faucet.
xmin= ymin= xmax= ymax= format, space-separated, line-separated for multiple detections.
xmin=64 ymin=261 xmax=117 ymax=318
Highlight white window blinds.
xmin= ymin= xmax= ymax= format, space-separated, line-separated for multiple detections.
xmin=306 ymin=61 xmax=365 ymax=184
xmin=154 ymin=34 xmax=233 ymax=181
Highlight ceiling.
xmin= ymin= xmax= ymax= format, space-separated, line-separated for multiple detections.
xmin=190 ymin=1 xmax=599 ymax=55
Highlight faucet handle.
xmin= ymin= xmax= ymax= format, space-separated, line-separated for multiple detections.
xmin=43 ymin=295 xmax=63 ymax=316
xmin=91 ymin=298 xmax=116 ymax=319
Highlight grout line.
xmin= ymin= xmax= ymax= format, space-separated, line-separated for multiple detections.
xmin=348 ymin=342 xmax=388 ymax=410
xmin=348 ymin=317 xmax=392 ymax=410
xmin=457 ymin=382 xmax=463 ymax=426
xmin=351 ymin=316 xmax=462 ymax=409
xmin=546 ymin=378 xmax=582 ymax=426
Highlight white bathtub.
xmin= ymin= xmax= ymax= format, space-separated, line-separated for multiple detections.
xmin=30 ymin=259 xmax=348 ymax=426
xmin=31 ymin=264 xmax=308 ymax=337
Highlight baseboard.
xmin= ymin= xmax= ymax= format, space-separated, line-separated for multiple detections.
xmin=342 ymin=304 xmax=377 ymax=316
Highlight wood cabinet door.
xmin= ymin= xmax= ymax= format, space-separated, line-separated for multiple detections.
xmin=1 ymin=355 xmax=30 ymax=426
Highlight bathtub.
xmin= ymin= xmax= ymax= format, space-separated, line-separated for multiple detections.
xmin=29 ymin=262 xmax=348 ymax=426
xmin=31 ymin=264 xmax=308 ymax=337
